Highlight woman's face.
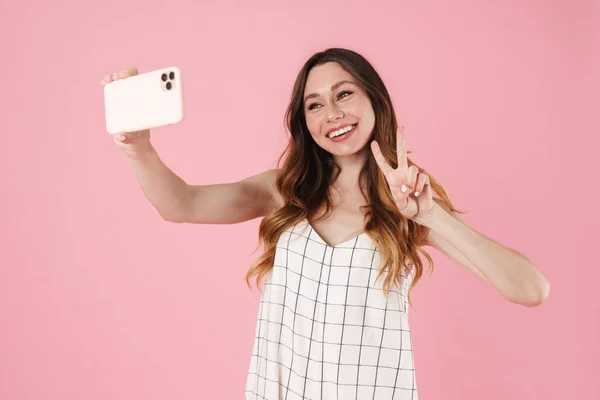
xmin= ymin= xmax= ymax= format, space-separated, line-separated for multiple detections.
xmin=303 ymin=62 xmax=375 ymax=158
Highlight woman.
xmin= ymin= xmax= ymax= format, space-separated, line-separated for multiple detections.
xmin=101 ymin=48 xmax=549 ymax=399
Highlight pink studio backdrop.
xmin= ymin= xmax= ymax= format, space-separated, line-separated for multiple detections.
xmin=0 ymin=0 xmax=598 ymax=399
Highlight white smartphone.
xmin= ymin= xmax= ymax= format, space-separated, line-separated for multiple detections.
xmin=103 ymin=66 xmax=185 ymax=134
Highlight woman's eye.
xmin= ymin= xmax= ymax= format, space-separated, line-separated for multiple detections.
xmin=307 ymin=91 xmax=352 ymax=110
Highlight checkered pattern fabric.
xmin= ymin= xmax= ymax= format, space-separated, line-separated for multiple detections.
xmin=245 ymin=219 xmax=417 ymax=399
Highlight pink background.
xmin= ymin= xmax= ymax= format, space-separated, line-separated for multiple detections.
xmin=1 ymin=0 xmax=598 ymax=399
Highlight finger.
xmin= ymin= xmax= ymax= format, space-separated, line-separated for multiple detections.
xmin=391 ymin=185 xmax=410 ymax=207
xmin=397 ymin=191 xmax=416 ymax=216
xmin=396 ymin=126 xmax=408 ymax=171
xmin=391 ymin=185 xmax=402 ymax=200
xmin=371 ymin=141 xmax=395 ymax=177
xmin=405 ymin=165 xmax=419 ymax=193
xmin=413 ymin=173 xmax=430 ymax=197
xmin=120 ymin=67 xmax=139 ymax=78
xmin=112 ymin=72 xmax=120 ymax=81
xmin=113 ymin=132 xmax=129 ymax=143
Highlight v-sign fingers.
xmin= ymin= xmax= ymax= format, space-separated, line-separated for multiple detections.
xmin=396 ymin=126 xmax=408 ymax=171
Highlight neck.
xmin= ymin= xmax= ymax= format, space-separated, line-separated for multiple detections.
xmin=331 ymin=149 xmax=368 ymax=191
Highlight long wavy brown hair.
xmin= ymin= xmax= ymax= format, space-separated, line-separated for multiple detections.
xmin=245 ymin=48 xmax=464 ymax=307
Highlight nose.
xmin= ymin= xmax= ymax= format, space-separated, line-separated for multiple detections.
xmin=327 ymin=107 xmax=345 ymax=122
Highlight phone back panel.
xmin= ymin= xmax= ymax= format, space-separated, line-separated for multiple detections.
xmin=103 ymin=67 xmax=184 ymax=134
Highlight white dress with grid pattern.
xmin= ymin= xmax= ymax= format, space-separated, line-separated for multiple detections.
xmin=245 ymin=219 xmax=418 ymax=399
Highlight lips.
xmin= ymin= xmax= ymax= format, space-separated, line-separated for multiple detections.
xmin=326 ymin=123 xmax=356 ymax=137
xmin=326 ymin=123 xmax=358 ymax=138
xmin=328 ymin=124 xmax=358 ymax=142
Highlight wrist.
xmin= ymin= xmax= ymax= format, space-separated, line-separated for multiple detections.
xmin=125 ymin=143 xmax=156 ymax=161
xmin=415 ymin=203 xmax=446 ymax=228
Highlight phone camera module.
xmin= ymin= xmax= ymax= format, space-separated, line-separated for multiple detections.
xmin=161 ymin=73 xmax=168 ymax=82
xmin=169 ymin=71 xmax=175 ymax=80
xmin=166 ymin=81 xmax=172 ymax=90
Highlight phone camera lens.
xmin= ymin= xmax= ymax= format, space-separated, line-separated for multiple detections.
xmin=169 ymin=71 xmax=175 ymax=80
xmin=161 ymin=73 xmax=168 ymax=82
xmin=166 ymin=81 xmax=172 ymax=90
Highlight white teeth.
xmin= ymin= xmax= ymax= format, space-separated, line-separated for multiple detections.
xmin=328 ymin=124 xmax=355 ymax=138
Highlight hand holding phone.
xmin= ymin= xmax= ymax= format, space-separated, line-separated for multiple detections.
xmin=101 ymin=66 xmax=184 ymax=158
xmin=101 ymin=67 xmax=152 ymax=158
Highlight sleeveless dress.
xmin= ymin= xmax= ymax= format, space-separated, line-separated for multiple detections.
xmin=245 ymin=219 xmax=418 ymax=400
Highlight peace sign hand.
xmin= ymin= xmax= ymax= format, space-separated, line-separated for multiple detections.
xmin=371 ymin=126 xmax=435 ymax=222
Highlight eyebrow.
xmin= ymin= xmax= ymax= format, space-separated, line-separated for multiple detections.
xmin=303 ymin=80 xmax=356 ymax=103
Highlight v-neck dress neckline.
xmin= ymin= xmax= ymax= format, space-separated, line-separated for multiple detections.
xmin=305 ymin=218 xmax=368 ymax=248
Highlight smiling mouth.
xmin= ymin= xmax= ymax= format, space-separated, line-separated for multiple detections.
xmin=327 ymin=124 xmax=358 ymax=138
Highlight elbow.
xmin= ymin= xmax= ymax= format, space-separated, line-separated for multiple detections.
xmin=533 ymin=279 xmax=550 ymax=306
xmin=160 ymin=199 xmax=193 ymax=223
xmin=160 ymin=211 xmax=187 ymax=223
xmin=509 ymin=277 xmax=550 ymax=308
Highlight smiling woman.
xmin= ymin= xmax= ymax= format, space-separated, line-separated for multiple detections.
xmin=303 ymin=66 xmax=376 ymax=157
xmin=241 ymin=48 xmax=458 ymax=400
xmin=242 ymin=48 xmax=548 ymax=400
xmin=103 ymin=47 xmax=549 ymax=400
